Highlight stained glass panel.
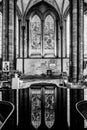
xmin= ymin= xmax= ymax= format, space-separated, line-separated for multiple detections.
xmin=43 ymin=15 xmax=56 ymax=57
xmin=29 ymin=15 xmax=42 ymax=57
xmin=67 ymin=14 xmax=70 ymax=57
xmin=31 ymin=89 xmax=41 ymax=129
xmin=24 ymin=26 xmax=27 ymax=57
xmin=44 ymin=88 xmax=55 ymax=128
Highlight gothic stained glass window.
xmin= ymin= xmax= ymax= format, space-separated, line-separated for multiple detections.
xmin=66 ymin=14 xmax=70 ymax=57
xmin=44 ymin=87 xmax=55 ymax=128
xmin=31 ymin=89 xmax=41 ymax=129
xmin=24 ymin=26 xmax=27 ymax=57
xmin=29 ymin=12 xmax=56 ymax=58
xmin=43 ymin=15 xmax=56 ymax=57
xmin=29 ymin=15 xmax=42 ymax=57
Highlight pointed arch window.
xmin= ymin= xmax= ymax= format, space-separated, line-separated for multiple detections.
xmin=43 ymin=15 xmax=56 ymax=57
xmin=29 ymin=15 xmax=42 ymax=57
xmin=29 ymin=13 xmax=56 ymax=58
xmin=66 ymin=14 xmax=70 ymax=57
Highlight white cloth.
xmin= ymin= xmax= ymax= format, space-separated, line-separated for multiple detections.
xmin=12 ymin=77 xmax=19 ymax=89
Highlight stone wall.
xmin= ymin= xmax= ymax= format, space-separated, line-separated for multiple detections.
xmin=17 ymin=58 xmax=69 ymax=75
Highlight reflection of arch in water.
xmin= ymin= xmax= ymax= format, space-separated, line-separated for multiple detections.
xmin=30 ymin=83 xmax=57 ymax=129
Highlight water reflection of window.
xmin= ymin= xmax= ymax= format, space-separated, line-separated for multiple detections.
xmin=0 ymin=12 xmax=2 ymax=59
xmin=31 ymin=89 xmax=41 ymax=129
xmin=44 ymin=88 xmax=55 ymax=128
xmin=29 ymin=15 xmax=42 ymax=57
xmin=29 ymin=13 xmax=56 ymax=58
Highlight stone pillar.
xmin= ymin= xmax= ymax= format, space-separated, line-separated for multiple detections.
xmin=64 ymin=19 xmax=67 ymax=57
xmin=26 ymin=20 xmax=29 ymax=58
xmin=78 ymin=0 xmax=84 ymax=80
xmin=69 ymin=0 xmax=84 ymax=82
xmin=2 ymin=0 xmax=16 ymax=70
xmin=2 ymin=0 xmax=9 ymax=61
xmin=22 ymin=25 xmax=25 ymax=73
xmin=9 ymin=0 xmax=16 ymax=70
xmin=60 ymin=23 xmax=63 ymax=73
xmin=18 ymin=19 xmax=21 ymax=58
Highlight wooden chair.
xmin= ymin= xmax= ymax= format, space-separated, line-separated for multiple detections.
xmin=0 ymin=101 xmax=15 ymax=130
xmin=76 ymin=100 xmax=87 ymax=120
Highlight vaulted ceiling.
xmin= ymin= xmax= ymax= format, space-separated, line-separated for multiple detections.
xmin=17 ymin=0 xmax=69 ymax=16
xmin=17 ymin=0 xmax=87 ymax=17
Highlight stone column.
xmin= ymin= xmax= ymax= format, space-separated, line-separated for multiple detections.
xmin=18 ymin=20 xmax=21 ymax=58
xmin=22 ymin=25 xmax=25 ymax=73
xmin=69 ymin=0 xmax=84 ymax=82
xmin=64 ymin=19 xmax=67 ymax=57
xmin=2 ymin=0 xmax=9 ymax=61
xmin=2 ymin=0 xmax=16 ymax=70
xmin=60 ymin=23 xmax=63 ymax=73
xmin=78 ymin=0 xmax=84 ymax=81
xmin=26 ymin=20 xmax=29 ymax=58
xmin=9 ymin=0 xmax=16 ymax=70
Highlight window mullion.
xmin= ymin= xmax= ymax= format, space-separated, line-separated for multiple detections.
xmin=65 ymin=19 xmax=67 ymax=58
xmin=18 ymin=20 xmax=21 ymax=58
xmin=42 ymin=19 xmax=44 ymax=58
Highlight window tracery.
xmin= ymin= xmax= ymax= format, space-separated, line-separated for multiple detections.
xmin=29 ymin=13 xmax=56 ymax=57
